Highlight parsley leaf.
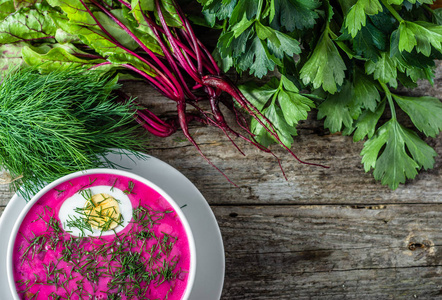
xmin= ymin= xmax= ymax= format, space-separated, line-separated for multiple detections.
xmin=344 ymin=0 xmax=383 ymax=38
xmin=393 ymin=94 xmax=442 ymax=137
xmin=255 ymin=22 xmax=301 ymax=58
xmin=317 ymin=82 xmax=354 ymax=133
xmin=200 ymin=0 xmax=442 ymax=189
xmin=353 ymin=71 xmax=381 ymax=112
xmin=365 ymin=52 xmax=397 ymax=86
xmin=239 ymin=35 xmax=277 ymax=78
xmin=344 ymin=100 xmax=386 ymax=142
xmin=396 ymin=21 xmax=442 ymax=56
xmin=361 ymin=119 xmax=437 ymax=189
xmin=386 ymin=0 xmax=433 ymax=5
xmin=270 ymin=0 xmax=320 ymax=31
xmin=300 ymin=28 xmax=347 ymax=94
xmin=240 ymin=76 xmax=314 ymax=147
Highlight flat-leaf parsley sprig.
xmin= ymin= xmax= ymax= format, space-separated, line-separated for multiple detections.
xmin=200 ymin=0 xmax=442 ymax=189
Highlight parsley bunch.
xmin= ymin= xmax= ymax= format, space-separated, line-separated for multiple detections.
xmin=198 ymin=0 xmax=442 ymax=189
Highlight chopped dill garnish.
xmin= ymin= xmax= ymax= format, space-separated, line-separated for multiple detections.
xmin=110 ymin=178 xmax=117 ymax=192
xmin=16 ymin=202 xmax=184 ymax=298
xmin=54 ymin=188 xmax=66 ymax=196
xmin=123 ymin=181 xmax=135 ymax=195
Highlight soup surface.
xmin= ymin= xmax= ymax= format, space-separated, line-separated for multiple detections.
xmin=12 ymin=173 xmax=191 ymax=300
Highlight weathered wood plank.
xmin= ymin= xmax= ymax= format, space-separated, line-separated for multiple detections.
xmin=212 ymin=205 xmax=442 ymax=299
xmin=221 ymin=267 xmax=442 ymax=299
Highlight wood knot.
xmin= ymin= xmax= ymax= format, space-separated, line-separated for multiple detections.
xmin=408 ymin=240 xmax=432 ymax=251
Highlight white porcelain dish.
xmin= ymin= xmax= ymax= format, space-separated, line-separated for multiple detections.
xmin=0 ymin=151 xmax=225 ymax=300
xmin=7 ymin=168 xmax=197 ymax=300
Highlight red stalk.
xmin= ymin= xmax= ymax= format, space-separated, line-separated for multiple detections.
xmin=201 ymin=75 xmax=329 ymax=168
xmin=89 ymin=0 xmax=184 ymax=100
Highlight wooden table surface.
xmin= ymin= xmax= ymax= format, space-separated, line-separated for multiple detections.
xmin=1 ymin=68 xmax=441 ymax=299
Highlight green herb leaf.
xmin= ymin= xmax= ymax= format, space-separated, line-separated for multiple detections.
xmin=352 ymin=22 xmax=387 ymax=61
xmin=365 ymin=52 xmax=397 ymax=86
xmin=344 ymin=0 xmax=383 ymax=38
xmin=270 ymin=0 xmax=320 ymax=31
xmin=238 ymin=35 xmax=277 ymax=78
xmin=387 ymin=0 xmax=433 ymax=5
xmin=361 ymin=119 xmax=437 ymax=189
xmin=395 ymin=21 xmax=442 ymax=56
xmin=278 ymin=89 xmax=315 ymax=127
xmin=0 ymin=68 xmax=146 ymax=199
xmin=239 ymin=79 xmax=278 ymax=111
xmin=300 ymin=29 xmax=347 ymax=94
xmin=317 ymin=82 xmax=353 ymax=133
xmin=353 ymin=71 xmax=381 ymax=112
xmin=393 ymin=94 xmax=442 ymax=137
xmin=240 ymin=76 xmax=313 ymax=146
xmin=264 ymin=27 xmax=301 ymax=59
xmin=346 ymin=100 xmax=386 ymax=141
xmin=251 ymin=103 xmax=298 ymax=147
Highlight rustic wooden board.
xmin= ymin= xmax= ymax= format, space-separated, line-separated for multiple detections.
xmin=215 ymin=204 xmax=442 ymax=299
xmin=0 ymin=65 xmax=441 ymax=299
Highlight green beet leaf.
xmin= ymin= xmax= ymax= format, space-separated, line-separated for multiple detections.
xmin=0 ymin=5 xmax=57 ymax=44
xmin=0 ymin=42 xmax=27 ymax=71
xmin=22 ymin=45 xmax=107 ymax=72
xmin=0 ymin=1 xmax=15 ymax=21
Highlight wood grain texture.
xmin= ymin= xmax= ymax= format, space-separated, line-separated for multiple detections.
xmin=0 ymin=64 xmax=441 ymax=300
xmin=215 ymin=205 xmax=442 ymax=299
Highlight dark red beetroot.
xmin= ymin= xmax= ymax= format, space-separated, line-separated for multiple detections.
xmin=84 ymin=0 xmax=328 ymax=183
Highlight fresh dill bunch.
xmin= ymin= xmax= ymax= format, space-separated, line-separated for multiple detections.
xmin=0 ymin=68 xmax=147 ymax=199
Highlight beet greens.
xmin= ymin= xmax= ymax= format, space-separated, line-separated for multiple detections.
xmin=0 ymin=0 xmax=327 ymax=184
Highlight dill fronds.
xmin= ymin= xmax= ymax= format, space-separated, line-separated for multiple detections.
xmin=0 ymin=68 xmax=147 ymax=199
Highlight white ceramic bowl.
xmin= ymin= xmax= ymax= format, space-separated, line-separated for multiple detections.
xmin=6 ymin=168 xmax=197 ymax=300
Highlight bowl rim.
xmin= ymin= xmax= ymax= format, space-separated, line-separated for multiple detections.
xmin=6 ymin=168 xmax=197 ymax=300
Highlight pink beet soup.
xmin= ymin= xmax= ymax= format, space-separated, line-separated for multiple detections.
xmin=12 ymin=173 xmax=191 ymax=300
